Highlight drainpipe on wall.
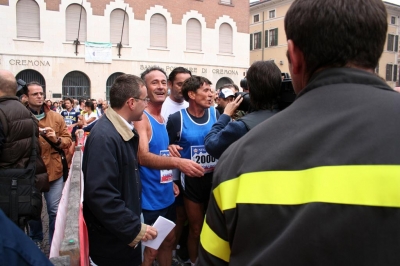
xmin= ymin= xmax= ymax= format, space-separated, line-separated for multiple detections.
xmin=262 ymin=11 xmax=265 ymax=61
xmin=397 ymin=16 xmax=399 ymax=87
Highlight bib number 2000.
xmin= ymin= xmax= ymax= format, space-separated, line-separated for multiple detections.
xmin=190 ymin=145 xmax=218 ymax=173
xmin=195 ymin=154 xmax=216 ymax=164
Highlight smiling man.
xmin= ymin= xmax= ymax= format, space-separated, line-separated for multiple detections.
xmin=137 ymin=67 xmax=204 ymax=266
xmin=166 ymin=76 xmax=218 ymax=266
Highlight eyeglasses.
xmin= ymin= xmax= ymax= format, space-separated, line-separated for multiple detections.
xmin=134 ymin=97 xmax=150 ymax=103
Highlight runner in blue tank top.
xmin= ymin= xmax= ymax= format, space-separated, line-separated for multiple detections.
xmin=166 ymin=76 xmax=218 ymax=266
xmin=136 ymin=68 xmax=204 ymax=266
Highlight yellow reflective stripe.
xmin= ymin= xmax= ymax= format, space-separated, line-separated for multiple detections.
xmin=200 ymin=218 xmax=231 ymax=262
xmin=214 ymin=165 xmax=400 ymax=211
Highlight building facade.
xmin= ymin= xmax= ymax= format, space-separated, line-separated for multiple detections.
xmin=0 ymin=0 xmax=249 ymax=100
xmin=249 ymin=0 xmax=400 ymax=88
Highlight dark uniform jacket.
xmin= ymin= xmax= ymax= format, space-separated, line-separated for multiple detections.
xmin=0 ymin=96 xmax=48 ymax=192
xmin=198 ymin=68 xmax=400 ymax=266
xmin=82 ymin=107 xmax=146 ymax=266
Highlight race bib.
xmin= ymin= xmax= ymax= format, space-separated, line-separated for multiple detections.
xmin=190 ymin=145 xmax=218 ymax=173
xmin=160 ymin=150 xmax=173 ymax=183
xmin=65 ymin=117 xmax=73 ymax=126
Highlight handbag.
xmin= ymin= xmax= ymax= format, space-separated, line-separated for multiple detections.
xmin=42 ymin=135 xmax=69 ymax=182
xmin=0 ymin=123 xmax=43 ymax=223
xmin=0 ymin=108 xmax=49 ymax=193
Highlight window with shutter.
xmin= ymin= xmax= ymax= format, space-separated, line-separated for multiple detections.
xmin=110 ymin=9 xmax=129 ymax=45
xmin=386 ymin=64 xmax=393 ymax=81
xmin=219 ymin=23 xmax=233 ymax=53
xmin=186 ymin=18 xmax=201 ymax=51
xmin=250 ymin=34 xmax=253 ymax=50
xmin=16 ymin=0 xmax=40 ymax=39
xmin=66 ymin=4 xmax=87 ymax=42
xmin=269 ymin=28 xmax=278 ymax=46
xmin=265 ymin=30 xmax=268 ymax=47
xmin=395 ymin=35 xmax=398 ymax=52
xmin=150 ymin=14 xmax=167 ymax=48
xmin=254 ymin=32 xmax=261 ymax=49
xmin=387 ymin=34 xmax=394 ymax=51
xmin=393 ymin=65 xmax=398 ymax=82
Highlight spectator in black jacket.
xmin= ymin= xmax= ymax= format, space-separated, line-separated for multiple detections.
xmin=83 ymin=74 xmax=157 ymax=265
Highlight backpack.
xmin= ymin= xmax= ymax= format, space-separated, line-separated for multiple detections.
xmin=0 ymin=119 xmax=42 ymax=225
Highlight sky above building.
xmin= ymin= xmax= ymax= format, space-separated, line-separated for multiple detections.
xmin=249 ymin=0 xmax=400 ymax=5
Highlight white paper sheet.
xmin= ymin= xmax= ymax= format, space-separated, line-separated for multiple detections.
xmin=142 ymin=216 xmax=176 ymax=250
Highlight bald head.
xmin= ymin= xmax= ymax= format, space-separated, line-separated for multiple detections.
xmin=0 ymin=70 xmax=17 ymax=96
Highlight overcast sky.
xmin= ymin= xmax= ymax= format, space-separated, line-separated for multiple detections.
xmin=249 ymin=0 xmax=400 ymax=5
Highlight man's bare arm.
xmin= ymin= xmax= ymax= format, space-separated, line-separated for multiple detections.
xmin=135 ymin=114 xmax=204 ymax=177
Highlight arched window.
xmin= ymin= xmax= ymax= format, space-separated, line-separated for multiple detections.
xmin=66 ymin=4 xmax=87 ymax=42
xmin=150 ymin=14 xmax=167 ymax=48
xmin=16 ymin=0 xmax=40 ymax=39
xmin=219 ymin=23 xmax=233 ymax=54
xmin=110 ymin=9 xmax=129 ymax=45
xmin=62 ymin=71 xmax=90 ymax=99
xmin=216 ymin=77 xmax=233 ymax=92
xmin=186 ymin=19 xmax=201 ymax=51
xmin=106 ymin=72 xmax=124 ymax=101
xmin=16 ymin=69 xmax=46 ymax=94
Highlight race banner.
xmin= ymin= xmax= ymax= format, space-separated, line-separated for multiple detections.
xmin=85 ymin=42 xmax=112 ymax=63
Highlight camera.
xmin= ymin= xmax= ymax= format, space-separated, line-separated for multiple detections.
xmin=39 ymin=128 xmax=47 ymax=135
xmin=234 ymin=74 xmax=296 ymax=113
xmin=16 ymin=79 xmax=27 ymax=97
xmin=234 ymin=92 xmax=251 ymax=112
xmin=278 ymin=77 xmax=296 ymax=110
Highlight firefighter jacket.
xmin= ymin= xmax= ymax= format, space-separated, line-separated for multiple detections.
xmin=198 ymin=68 xmax=400 ymax=266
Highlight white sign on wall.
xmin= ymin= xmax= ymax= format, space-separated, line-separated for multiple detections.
xmin=85 ymin=42 xmax=112 ymax=63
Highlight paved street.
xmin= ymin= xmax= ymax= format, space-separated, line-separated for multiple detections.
xmin=40 ymin=195 xmax=50 ymax=257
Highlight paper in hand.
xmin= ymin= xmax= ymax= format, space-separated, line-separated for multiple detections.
xmin=142 ymin=216 xmax=176 ymax=250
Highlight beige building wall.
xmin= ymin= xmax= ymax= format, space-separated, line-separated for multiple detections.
xmin=0 ymin=0 xmax=250 ymax=101
xmin=250 ymin=0 xmax=291 ymax=74
xmin=386 ymin=2 xmax=400 ymax=87
xmin=250 ymin=0 xmax=400 ymax=88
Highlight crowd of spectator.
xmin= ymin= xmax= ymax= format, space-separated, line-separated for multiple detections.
xmin=2 ymin=0 xmax=400 ymax=263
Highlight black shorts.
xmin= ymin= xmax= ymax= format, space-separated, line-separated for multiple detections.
xmin=142 ymin=203 xmax=176 ymax=225
xmin=182 ymin=172 xmax=213 ymax=204
xmin=174 ymin=180 xmax=185 ymax=207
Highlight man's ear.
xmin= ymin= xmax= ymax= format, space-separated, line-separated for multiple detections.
xmin=167 ymin=80 xmax=172 ymax=89
xmin=128 ymin=98 xmax=135 ymax=111
xmin=287 ymin=40 xmax=304 ymax=75
xmin=188 ymin=91 xmax=196 ymax=100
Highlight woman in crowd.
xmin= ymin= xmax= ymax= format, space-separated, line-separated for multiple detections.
xmin=83 ymin=101 xmax=97 ymax=127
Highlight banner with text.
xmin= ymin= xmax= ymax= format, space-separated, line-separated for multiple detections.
xmin=85 ymin=42 xmax=112 ymax=63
